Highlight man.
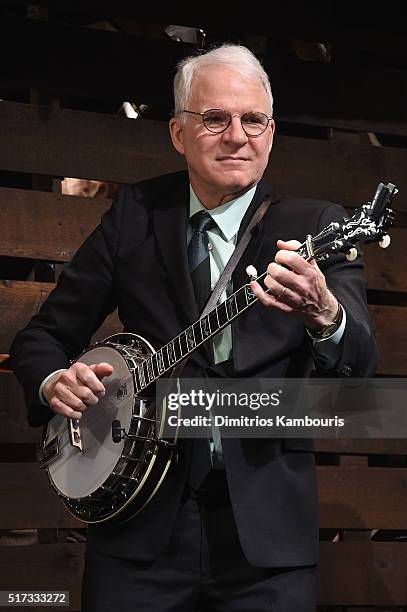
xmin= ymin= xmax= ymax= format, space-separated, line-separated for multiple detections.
xmin=11 ymin=44 xmax=378 ymax=611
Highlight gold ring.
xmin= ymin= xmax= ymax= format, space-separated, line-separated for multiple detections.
xmin=277 ymin=286 xmax=287 ymax=300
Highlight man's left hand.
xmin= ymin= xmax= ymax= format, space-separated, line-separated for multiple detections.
xmin=250 ymin=239 xmax=338 ymax=330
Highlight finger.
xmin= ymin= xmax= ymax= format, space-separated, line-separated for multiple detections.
xmin=58 ymin=365 xmax=102 ymax=401
xmin=276 ymin=239 xmax=301 ymax=251
xmin=90 ymin=362 xmax=114 ymax=380
xmin=71 ymin=384 xmax=100 ymax=405
xmin=266 ymin=262 xmax=310 ymax=297
xmin=275 ymin=249 xmax=318 ymax=277
xmin=53 ymin=380 xmax=88 ymax=412
xmin=57 ymin=368 xmax=101 ymax=405
xmin=250 ymin=280 xmax=293 ymax=314
xmin=73 ymin=362 xmax=111 ymax=395
xmin=89 ymin=362 xmax=114 ymax=393
xmin=49 ymin=396 xmax=83 ymax=420
xmin=262 ymin=271 xmax=286 ymax=298
xmin=263 ymin=275 xmax=309 ymax=311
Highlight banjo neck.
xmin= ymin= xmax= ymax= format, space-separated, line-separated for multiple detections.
xmin=134 ymin=276 xmax=261 ymax=394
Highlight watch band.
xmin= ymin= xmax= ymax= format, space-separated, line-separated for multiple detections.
xmin=309 ymin=302 xmax=343 ymax=340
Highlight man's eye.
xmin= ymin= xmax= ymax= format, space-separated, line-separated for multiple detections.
xmin=205 ymin=112 xmax=228 ymax=124
xmin=242 ymin=113 xmax=266 ymax=125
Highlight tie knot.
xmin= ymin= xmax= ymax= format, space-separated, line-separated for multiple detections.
xmin=191 ymin=210 xmax=215 ymax=234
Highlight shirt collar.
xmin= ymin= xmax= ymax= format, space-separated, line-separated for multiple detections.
xmin=189 ymin=184 xmax=257 ymax=242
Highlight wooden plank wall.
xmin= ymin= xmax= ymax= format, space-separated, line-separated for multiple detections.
xmin=0 ymin=101 xmax=406 ymax=611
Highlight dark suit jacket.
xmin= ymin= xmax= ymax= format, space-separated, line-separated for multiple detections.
xmin=11 ymin=170 xmax=378 ymax=567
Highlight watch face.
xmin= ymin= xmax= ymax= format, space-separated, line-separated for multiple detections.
xmin=319 ymin=323 xmax=338 ymax=338
xmin=316 ymin=304 xmax=343 ymax=338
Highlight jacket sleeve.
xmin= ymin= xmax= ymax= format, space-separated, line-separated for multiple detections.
xmin=10 ymin=186 xmax=129 ymax=425
xmin=312 ymin=203 xmax=379 ymax=378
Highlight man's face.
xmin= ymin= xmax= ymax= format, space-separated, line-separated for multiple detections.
xmin=169 ymin=66 xmax=275 ymax=207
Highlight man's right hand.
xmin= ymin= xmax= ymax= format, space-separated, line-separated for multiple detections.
xmin=43 ymin=362 xmax=114 ymax=419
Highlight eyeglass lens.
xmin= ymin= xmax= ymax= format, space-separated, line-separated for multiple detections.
xmin=203 ymin=109 xmax=269 ymax=135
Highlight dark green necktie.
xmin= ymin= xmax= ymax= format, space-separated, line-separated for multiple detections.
xmin=187 ymin=210 xmax=215 ymax=489
xmin=188 ymin=210 xmax=215 ymax=314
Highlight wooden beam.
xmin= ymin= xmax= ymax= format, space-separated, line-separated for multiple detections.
xmin=314 ymin=438 xmax=407 ymax=455
xmin=0 ymin=281 xmax=54 ymax=351
xmin=267 ymin=135 xmax=406 ymax=212
xmin=369 ymin=304 xmax=407 ymax=375
xmin=0 ymin=371 xmax=39 ymax=443
xmin=0 ymin=464 xmax=82 ymax=529
xmin=1 ymin=542 xmax=406 ymax=607
xmin=319 ymin=542 xmax=407 ymax=605
xmin=0 ymin=102 xmax=406 ymax=211
xmin=3 ymin=463 xmax=407 ymax=530
xmin=318 ymin=466 xmax=407 ymax=529
xmin=363 ymin=229 xmax=407 ymax=292
xmin=0 ymin=282 xmax=406 ymax=374
xmin=280 ymin=113 xmax=407 ymax=139
xmin=0 ymin=281 xmax=122 ymax=351
xmin=0 ymin=189 xmax=404 ymax=291
xmin=0 ymin=102 xmax=184 ymax=184
xmin=0 ymin=187 xmax=111 ymax=262
xmin=0 ymin=544 xmax=83 ymax=611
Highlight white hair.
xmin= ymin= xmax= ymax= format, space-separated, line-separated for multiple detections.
xmin=173 ymin=44 xmax=274 ymax=121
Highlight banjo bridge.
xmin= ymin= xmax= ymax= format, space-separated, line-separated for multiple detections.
xmin=67 ymin=418 xmax=83 ymax=451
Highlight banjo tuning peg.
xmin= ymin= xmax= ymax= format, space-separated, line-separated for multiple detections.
xmin=345 ymin=248 xmax=358 ymax=262
xmin=379 ymin=234 xmax=391 ymax=249
xmin=246 ymin=265 xmax=258 ymax=281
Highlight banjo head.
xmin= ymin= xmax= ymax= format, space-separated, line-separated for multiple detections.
xmin=46 ymin=346 xmax=136 ymax=499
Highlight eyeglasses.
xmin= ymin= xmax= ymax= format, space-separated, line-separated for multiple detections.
xmin=182 ymin=108 xmax=272 ymax=137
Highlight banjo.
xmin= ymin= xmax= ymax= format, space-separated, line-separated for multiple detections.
xmin=39 ymin=182 xmax=396 ymax=524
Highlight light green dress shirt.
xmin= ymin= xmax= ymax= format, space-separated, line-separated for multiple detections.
xmin=188 ymin=185 xmax=257 ymax=364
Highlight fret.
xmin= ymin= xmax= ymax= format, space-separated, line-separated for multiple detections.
xmin=134 ymin=367 xmax=142 ymax=392
xmin=179 ymin=332 xmax=188 ymax=357
xmin=138 ymin=363 xmax=146 ymax=389
xmin=177 ymin=335 xmax=183 ymax=359
xmin=245 ymin=284 xmax=256 ymax=304
xmin=192 ymin=321 xmax=203 ymax=346
xmin=146 ymin=358 xmax=154 ymax=383
xmin=163 ymin=344 xmax=170 ymax=369
xmin=149 ymin=356 xmax=157 ymax=380
xmin=185 ymin=326 xmax=196 ymax=351
xmin=226 ymin=294 xmax=238 ymax=319
xmin=208 ymin=309 xmax=219 ymax=335
xmin=155 ymin=350 xmax=165 ymax=375
xmin=217 ymin=302 xmax=228 ymax=328
xmin=200 ymin=314 xmax=211 ymax=340
xmin=235 ymin=287 xmax=248 ymax=311
xmin=167 ymin=340 xmax=176 ymax=365
xmin=161 ymin=345 xmax=168 ymax=371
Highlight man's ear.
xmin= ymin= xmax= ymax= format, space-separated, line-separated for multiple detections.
xmin=268 ymin=119 xmax=276 ymax=154
xmin=169 ymin=117 xmax=185 ymax=156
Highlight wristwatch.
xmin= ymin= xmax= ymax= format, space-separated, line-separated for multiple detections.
xmin=310 ymin=303 xmax=344 ymax=340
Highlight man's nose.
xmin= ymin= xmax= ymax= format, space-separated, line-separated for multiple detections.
xmin=222 ymin=115 xmax=248 ymax=144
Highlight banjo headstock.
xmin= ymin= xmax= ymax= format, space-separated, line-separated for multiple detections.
xmin=307 ymin=182 xmax=397 ymax=263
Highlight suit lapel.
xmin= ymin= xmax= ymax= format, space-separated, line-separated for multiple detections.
xmin=153 ymin=179 xmax=200 ymax=326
